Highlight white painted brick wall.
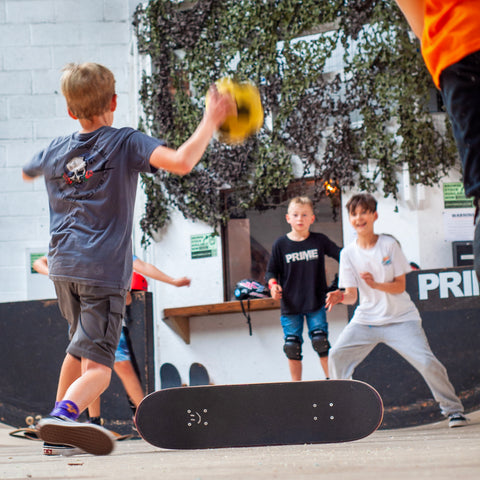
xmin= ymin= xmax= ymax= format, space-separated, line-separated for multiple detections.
xmin=0 ymin=0 xmax=139 ymax=301
xmin=4 ymin=1 xmax=56 ymax=24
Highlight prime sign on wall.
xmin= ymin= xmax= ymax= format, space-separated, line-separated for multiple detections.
xmin=406 ymin=266 xmax=480 ymax=311
xmin=418 ymin=269 xmax=478 ymax=300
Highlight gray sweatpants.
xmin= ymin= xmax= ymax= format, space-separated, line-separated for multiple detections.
xmin=329 ymin=320 xmax=464 ymax=416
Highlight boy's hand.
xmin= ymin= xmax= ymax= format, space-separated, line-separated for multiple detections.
xmin=269 ymin=283 xmax=282 ymax=300
xmin=326 ymin=289 xmax=343 ymax=312
xmin=360 ymin=272 xmax=406 ymax=295
xmin=205 ymin=85 xmax=237 ymax=129
xmin=359 ymin=271 xmax=376 ymax=289
xmin=173 ymin=276 xmax=191 ymax=288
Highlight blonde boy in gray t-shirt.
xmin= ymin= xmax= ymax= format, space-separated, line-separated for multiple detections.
xmin=22 ymin=62 xmax=235 ymax=455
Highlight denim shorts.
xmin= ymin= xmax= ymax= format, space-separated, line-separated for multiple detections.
xmin=114 ymin=330 xmax=131 ymax=363
xmin=54 ymin=281 xmax=126 ymax=369
xmin=440 ymin=50 xmax=480 ymax=198
xmin=280 ymin=307 xmax=328 ymax=341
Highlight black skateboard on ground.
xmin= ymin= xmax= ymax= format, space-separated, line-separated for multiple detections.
xmin=189 ymin=363 xmax=210 ymax=386
xmin=160 ymin=363 xmax=182 ymax=389
xmin=135 ymin=380 xmax=384 ymax=450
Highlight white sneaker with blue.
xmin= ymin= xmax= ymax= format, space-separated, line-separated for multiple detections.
xmin=43 ymin=442 xmax=85 ymax=456
xmin=37 ymin=416 xmax=115 ymax=456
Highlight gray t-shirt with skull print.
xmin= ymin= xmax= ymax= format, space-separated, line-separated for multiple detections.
xmin=23 ymin=126 xmax=163 ymax=290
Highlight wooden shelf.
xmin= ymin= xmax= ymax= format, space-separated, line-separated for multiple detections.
xmin=163 ymin=297 xmax=280 ymax=344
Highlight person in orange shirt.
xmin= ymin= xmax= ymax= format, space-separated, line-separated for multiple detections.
xmin=394 ymin=0 xmax=480 ymax=279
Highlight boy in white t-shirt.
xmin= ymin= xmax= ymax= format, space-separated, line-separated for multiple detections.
xmin=326 ymin=193 xmax=467 ymax=428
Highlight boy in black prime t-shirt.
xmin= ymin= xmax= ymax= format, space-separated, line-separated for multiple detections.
xmin=266 ymin=197 xmax=341 ymax=381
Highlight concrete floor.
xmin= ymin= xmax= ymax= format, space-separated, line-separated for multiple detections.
xmin=1 ymin=411 xmax=479 ymax=480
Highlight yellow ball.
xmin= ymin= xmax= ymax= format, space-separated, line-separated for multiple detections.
xmin=207 ymin=77 xmax=264 ymax=145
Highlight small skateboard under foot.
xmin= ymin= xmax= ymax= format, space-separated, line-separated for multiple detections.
xmin=10 ymin=415 xmax=132 ymax=442
xmin=9 ymin=414 xmax=42 ymax=441
xmin=110 ymin=430 xmax=134 ymax=441
xmin=9 ymin=428 xmax=41 ymax=441
xmin=135 ymin=379 xmax=384 ymax=449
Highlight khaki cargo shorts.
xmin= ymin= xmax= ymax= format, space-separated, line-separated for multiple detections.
xmin=54 ymin=281 xmax=127 ymax=369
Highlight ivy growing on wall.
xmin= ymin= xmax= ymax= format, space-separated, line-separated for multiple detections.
xmin=133 ymin=0 xmax=459 ymax=246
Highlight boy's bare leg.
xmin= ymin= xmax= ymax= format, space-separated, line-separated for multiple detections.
xmin=288 ymin=359 xmax=302 ymax=381
xmin=114 ymin=360 xmax=145 ymax=408
xmin=56 ymin=353 xmax=81 ymax=402
xmin=87 ymin=396 xmax=102 ymax=419
xmin=320 ymin=355 xmax=329 ymax=379
xmin=61 ymin=358 xmax=112 ymax=413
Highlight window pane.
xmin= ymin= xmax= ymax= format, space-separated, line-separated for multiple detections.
xmin=223 ymin=188 xmax=343 ymax=300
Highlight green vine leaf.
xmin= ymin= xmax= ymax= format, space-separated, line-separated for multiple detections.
xmin=133 ymin=0 xmax=459 ymax=246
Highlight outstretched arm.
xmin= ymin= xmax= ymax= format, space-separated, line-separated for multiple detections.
xmin=22 ymin=171 xmax=37 ymax=181
xmin=33 ymin=256 xmax=49 ymax=275
xmin=133 ymin=257 xmax=191 ymax=287
xmin=394 ymin=0 xmax=425 ymax=38
xmin=325 ymin=287 xmax=357 ymax=312
xmin=149 ymin=86 xmax=236 ymax=175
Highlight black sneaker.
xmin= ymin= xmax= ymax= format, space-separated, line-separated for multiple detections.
xmin=448 ymin=413 xmax=468 ymax=428
xmin=87 ymin=416 xmax=104 ymax=426
xmin=37 ymin=416 xmax=115 ymax=455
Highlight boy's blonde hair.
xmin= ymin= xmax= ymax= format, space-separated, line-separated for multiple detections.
xmin=287 ymin=196 xmax=314 ymax=212
xmin=61 ymin=63 xmax=115 ymax=120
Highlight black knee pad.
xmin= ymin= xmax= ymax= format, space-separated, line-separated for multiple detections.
xmin=311 ymin=329 xmax=330 ymax=357
xmin=283 ymin=335 xmax=302 ymax=360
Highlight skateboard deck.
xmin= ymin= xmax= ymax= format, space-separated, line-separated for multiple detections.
xmin=10 ymin=423 xmax=132 ymax=442
xmin=110 ymin=430 xmax=134 ymax=441
xmin=9 ymin=414 xmax=42 ymax=441
xmin=9 ymin=427 xmax=41 ymax=441
xmin=189 ymin=363 xmax=210 ymax=386
xmin=160 ymin=363 xmax=182 ymax=389
xmin=135 ymin=380 xmax=383 ymax=449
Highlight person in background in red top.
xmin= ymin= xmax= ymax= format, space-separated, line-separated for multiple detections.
xmin=393 ymin=1 xmax=480 ymax=280
xmin=110 ymin=256 xmax=190 ymax=416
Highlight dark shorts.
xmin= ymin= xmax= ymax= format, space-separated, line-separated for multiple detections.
xmin=54 ymin=281 xmax=127 ymax=369
xmin=440 ymin=50 xmax=480 ymax=198
xmin=115 ymin=330 xmax=131 ymax=363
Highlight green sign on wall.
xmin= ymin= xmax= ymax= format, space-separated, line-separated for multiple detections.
xmin=443 ymin=183 xmax=474 ymax=209
xmin=191 ymin=234 xmax=218 ymax=260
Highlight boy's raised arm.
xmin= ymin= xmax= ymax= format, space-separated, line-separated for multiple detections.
xmin=149 ymin=86 xmax=235 ymax=176
xmin=394 ymin=0 xmax=425 ymax=38
xmin=22 ymin=171 xmax=37 ymax=181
